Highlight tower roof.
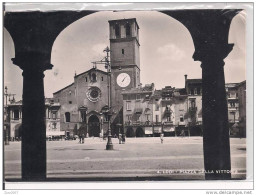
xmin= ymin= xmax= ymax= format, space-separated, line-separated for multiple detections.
xmin=108 ymin=18 xmax=140 ymax=29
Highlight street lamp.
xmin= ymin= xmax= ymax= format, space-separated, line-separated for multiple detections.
xmin=91 ymin=46 xmax=114 ymax=150
xmin=4 ymin=86 xmax=10 ymax=145
xmin=104 ymin=46 xmax=114 ymax=150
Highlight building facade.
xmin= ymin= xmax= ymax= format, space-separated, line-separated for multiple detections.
xmin=122 ymin=84 xmax=189 ymax=137
xmin=122 ymin=74 xmax=246 ymax=137
xmin=53 ymin=68 xmax=110 ymax=137
xmin=7 ymin=98 xmax=62 ymax=140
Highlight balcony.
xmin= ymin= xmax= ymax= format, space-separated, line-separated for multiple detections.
xmin=227 ymin=96 xmax=238 ymax=100
xmin=229 ymin=119 xmax=239 ymax=123
xmin=178 ymin=121 xmax=185 ymax=126
xmin=164 ymin=121 xmax=173 ymax=126
xmin=153 ymin=122 xmax=162 ymax=126
xmin=134 ymin=108 xmax=143 ymax=114
xmin=132 ymin=121 xmax=143 ymax=126
xmin=125 ymin=121 xmax=132 ymax=126
xmin=48 ymin=118 xmax=60 ymax=122
xmin=228 ymin=106 xmax=239 ymax=111
xmin=164 ymin=109 xmax=171 ymax=117
xmin=189 ymin=107 xmax=197 ymax=112
xmin=144 ymin=121 xmax=152 ymax=126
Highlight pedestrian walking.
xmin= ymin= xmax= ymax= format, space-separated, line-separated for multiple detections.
xmin=82 ymin=133 xmax=85 ymax=144
xmin=122 ymin=134 xmax=126 ymax=144
xmin=119 ymin=134 xmax=122 ymax=144
xmin=180 ymin=130 xmax=185 ymax=137
xmin=78 ymin=135 xmax=82 ymax=144
xmin=160 ymin=133 xmax=164 ymax=144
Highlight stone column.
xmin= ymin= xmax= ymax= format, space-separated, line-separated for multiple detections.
xmin=17 ymin=62 xmax=51 ymax=181
xmin=4 ymin=10 xmax=96 ymax=181
xmin=197 ymin=44 xmax=234 ymax=179
xmin=161 ymin=9 xmax=241 ymax=180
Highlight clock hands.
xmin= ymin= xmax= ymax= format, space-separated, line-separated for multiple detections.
xmin=122 ymin=76 xmax=127 ymax=82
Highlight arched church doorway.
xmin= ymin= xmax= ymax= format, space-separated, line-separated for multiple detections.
xmin=126 ymin=127 xmax=134 ymax=137
xmin=88 ymin=115 xmax=100 ymax=137
xmin=136 ymin=127 xmax=144 ymax=137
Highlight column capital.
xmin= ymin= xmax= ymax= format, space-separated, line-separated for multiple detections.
xmin=12 ymin=55 xmax=53 ymax=79
xmin=193 ymin=43 xmax=234 ymax=68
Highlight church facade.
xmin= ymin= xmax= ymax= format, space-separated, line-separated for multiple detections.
xmin=52 ymin=18 xmax=141 ymax=137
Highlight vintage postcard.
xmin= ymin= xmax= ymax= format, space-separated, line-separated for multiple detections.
xmin=3 ymin=2 xmax=253 ymax=192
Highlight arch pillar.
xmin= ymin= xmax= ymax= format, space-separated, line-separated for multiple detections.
xmin=4 ymin=10 xmax=95 ymax=181
xmin=162 ymin=9 xmax=241 ymax=179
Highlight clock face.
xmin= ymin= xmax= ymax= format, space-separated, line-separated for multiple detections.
xmin=86 ymin=87 xmax=101 ymax=102
xmin=116 ymin=73 xmax=131 ymax=88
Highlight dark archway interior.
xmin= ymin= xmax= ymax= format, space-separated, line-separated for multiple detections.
xmin=126 ymin=127 xmax=134 ymax=137
xmin=88 ymin=115 xmax=100 ymax=137
xmin=136 ymin=127 xmax=144 ymax=137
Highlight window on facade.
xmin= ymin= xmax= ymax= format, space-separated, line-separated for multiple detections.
xmin=136 ymin=94 xmax=141 ymax=100
xmin=180 ymin=115 xmax=184 ymax=122
xmin=85 ymin=77 xmax=88 ymax=82
xmin=126 ymin=101 xmax=131 ymax=111
xmin=52 ymin=122 xmax=57 ymax=129
xmin=80 ymin=111 xmax=86 ymax=122
xmin=155 ymin=104 xmax=160 ymax=111
xmin=190 ymin=88 xmax=194 ymax=95
xmin=126 ymin=23 xmax=131 ymax=37
xmin=127 ymin=115 xmax=132 ymax=121
xmin=135 ymin=114 xmax=140 ymax=122
xmin=14 ymin=110 xmax=19 ymax=120
xmin=115 ymin=24 xmax=120 ymax=38
xmin=126 ymin=94 xmax=131 ymax=101
xmin=146 ymin=114 xmax=151 ymax=121
xmin=197 ymin=87 xmax=201 ymax=95
xmin=122 ymin=49 xmax=124 ymax=54
xmin=69 ymin=101 xmax=72 ymax=104
xmin=52 ymin=111 xmax=57 ymax=120
xmin=145 ymin=95 xmax=150 ymax=101
xmin=65 ymin=112 xmax=70 ymax=123
xmin=189 ymin=99 xmax=196 ymax=108
xmin=69 ymin=90 xmax=72 ymax=95
xmin=194 ymin=88 xmax=197 ymax=95
xmin=101 ymin=113 xmax=108 ymax=122
xmin=167 ymin=116 xmax=171 ymax=122
xmin=230 ymin=102 xmax=235 ymax=107
xmin=156 ymin=115 xmax=159 ymax=123
xmin=91 ymin=73 xmax=97 ymax=82
xmin=101 ymin=76 xmax=104 ymax=81
xmin=230 ymin=112 xmax=236 ymax=121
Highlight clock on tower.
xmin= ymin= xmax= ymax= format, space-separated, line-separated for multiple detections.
xmin=109 ymin=18 xmax=140 ymax=96
xmin=108 ymin=18 xmax=141 ymax=134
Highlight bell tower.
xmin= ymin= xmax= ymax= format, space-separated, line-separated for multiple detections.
xmin=108 ymin=18 xmax=141 ymax=133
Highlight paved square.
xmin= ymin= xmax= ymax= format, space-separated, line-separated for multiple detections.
xmin=4 ymin=137 xmax=246 ymax=180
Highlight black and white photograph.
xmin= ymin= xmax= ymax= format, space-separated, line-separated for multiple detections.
xmin=2 ymin=2 xmax=253 ymax=192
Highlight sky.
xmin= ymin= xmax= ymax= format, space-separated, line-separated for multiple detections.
xmin=4 ymin=10 xmax=246 ymax=101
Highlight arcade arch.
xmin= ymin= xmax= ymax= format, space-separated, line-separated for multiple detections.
xmin=4 ymin=9 xmax=242 ymax=180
